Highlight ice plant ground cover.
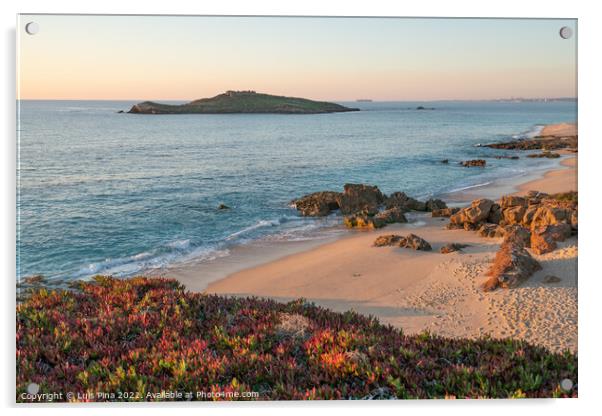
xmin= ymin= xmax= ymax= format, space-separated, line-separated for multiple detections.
xmin=16 ymin=277 xmax=577 ymax=401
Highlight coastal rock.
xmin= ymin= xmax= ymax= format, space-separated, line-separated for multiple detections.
xmin=460 ymin=159 xmax=486 ymax=167
xmin=503 ymin=225 xmax=532 ymax=248
xmin=530 ymin=224 xmax=572 ymax=255
xmin=460 ymin=198 xmax=495 ymax=224
xmin=484 ymin=136 xmax=577 ymax=151
xmin=494 ymin=155 xmax=519 ymax=160
xmin=399 ymin=234 xmax=432 ymax=251
xmin=374 ymin=207 xmax=408 ymax=224
xmin=373 ymin=234 xmax=404 ymax=247
xmin=487 ymin=203 xmax=502 ymax=224
xmin=500 ymin=195 xmax=527 ymax=209
xmin=478 ymin=223 xmax=505 ymax=238
xmin=432 ymin=207 xmax=460 ymax=218
xmin=570 ymin=210 xmax=578 ymax=231
xmin=383 ymin=192 xmax=425 ymax=211
xmin=343 ymin=211 xmax=385 ymax=229
xmin=502 ymin=205 xmax=527 ymax=225
xmin=440 ymin=243 xmax=469 ymax=254
xmin=482 ymin=239 xmax=542 ymax=291
xmin=522 ymin=205 xmax=539 ymax=226
xmin=291 ymin=191 xmax=342 ymax=217
xmin=530 ymin=206 xmax=569 ymax=229
xmin=527 ymin=151 xmax=561 ymax=159
xmin=338 ymin=184 xmax=385 ymax=215
xmin=425 ymin=198 xmax=447 ymax=212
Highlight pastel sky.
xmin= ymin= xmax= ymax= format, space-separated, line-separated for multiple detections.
xmin=17 ymin=15 xmax=577 ymax=101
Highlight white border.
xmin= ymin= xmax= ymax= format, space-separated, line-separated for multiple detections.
xmin=2 ymin=1 xmax=601 ymax=415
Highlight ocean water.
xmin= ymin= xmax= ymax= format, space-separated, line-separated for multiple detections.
xmin=17 ymin=100 xmax=576 ymax=281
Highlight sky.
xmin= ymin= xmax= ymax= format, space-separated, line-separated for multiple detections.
xmin=17 ymin=15 xmax=577 ymax=101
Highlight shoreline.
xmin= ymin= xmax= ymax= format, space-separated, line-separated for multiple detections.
xmin=169 ymin=123 xmax=577 ymax=353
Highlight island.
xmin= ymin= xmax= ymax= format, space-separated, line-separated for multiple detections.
xmin=127 ymin=90 xmax=360 ymax=114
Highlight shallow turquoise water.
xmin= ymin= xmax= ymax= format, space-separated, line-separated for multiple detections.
xmin=17 ymin=100 xmax=576 ymax=280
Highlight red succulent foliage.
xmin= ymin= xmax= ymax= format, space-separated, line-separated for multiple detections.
xmin=17 ymin=276 xmax=577 ymax=401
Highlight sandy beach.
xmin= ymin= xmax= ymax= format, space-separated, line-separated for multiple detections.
xmin=176 ymin=123 xmax=578 ymax=354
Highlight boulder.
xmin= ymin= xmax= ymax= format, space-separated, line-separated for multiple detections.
xmin=487 ymin=203 xmax=502 ymax=224
xmin=526 ymin=152 xmax=561 ymax=159
xmin=570 ymin=210 xmax=578 ymax=231
xmin=343 ymin=211 xmax=385 ymax=229
xmin=460 ymin=159 xmax=486 ymax=167
xmin=460 ymin=198 xmax=495 ymax=224
xmin=440 ymin=243 xmax=469 ymax=254
xmin=373 ymin=234 xmax=404 ymax=247
xmin=337 ymin=183 xmax=385 ymax=215
xmin=482 ymin=239 xmax=542 ymax=291
xmin=432 ymin=207 xmax=460 ymax=218
xmin=500 ymin=195 xmax=527 ymax=209
xmin=502 ymin=205 xmax=527 ymax=225
xmin=399 ymin=234 xmax=432 ymax=251
xmin=522 ymin=205 xmax=539 ymax=226
xmin=478 ymin=223 xmax=505 ymax=238
xmin=530 ymin=224 xmax=572 ymax=254
xmin=374 ymin=207 xmax=408 ymax=224
xmin=425 ymin=198 xmax=447 ymax=212
xmin=530 ymin=206 xmax=569 ymax=229
xmin=384 ymin=192 xmax=426 ymax=211
xmin=503 ymin=225 xmax=531 ymax=248
xmin=291 ymin=191 xmax=341 ymax=217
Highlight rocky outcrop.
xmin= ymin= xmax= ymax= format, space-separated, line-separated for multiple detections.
xmin=482 ymin=239 xmax=542 ymax=291
xmin=432 ymin=207 xmax=460 ymax=218
xmin=343 ymin=211 xmax=385 ymax=229
xmin=449 ymin=199 xmax=495 ymax=226
xmin=400 ymin=234 xmax=432 ymax=251
xmin=373 ymin=233 xmax=432 ymax=251
xmin=425 ymin=198 xmax=447 ymax=212
xmin=440 ymin=243 xmax=469 ymax=254
xmin=374 ymin=207 xmax=407 ymax=224
xmin=384 ymin=192 xmax=426 ymax=211
xmin=503 ymin=225 xmax=532 ymax=248
xmin=338 ymin=184 xmax=385 ymax=215
xmin=484 ymin=136 xmax=577 ymax=151
xmin=527 ymin=151 xmax=561 ymax=159
xmin=530 ymin=224 xmax=572 ymax=255
xmin=460 ymin=159 xmax=486 ymax=167
xmin=291 ymin=191 xmax=342 ymax=217
xmin=478 ymin=223 xmax=505 ymax=238
xmin=373 ymin=234 xmax=404 ymax=247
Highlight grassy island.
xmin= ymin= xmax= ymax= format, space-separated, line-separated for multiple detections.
xmin=128 ymin=91 xmax=359 ymax=114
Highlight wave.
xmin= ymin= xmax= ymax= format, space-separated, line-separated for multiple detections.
xmin=512 ymin=124 xmax=544 ymax=140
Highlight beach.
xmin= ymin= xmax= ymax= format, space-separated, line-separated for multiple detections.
xmin=168 ymin=122 xmax=579 ymax=354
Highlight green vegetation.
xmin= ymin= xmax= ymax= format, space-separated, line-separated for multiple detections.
xmin=549 ymin=191 xmax=578 ymax=204
xmin=17 ymin=277 xmax=577 ymax=401
xmin=128 ymin=91 xmax=359 ymax=114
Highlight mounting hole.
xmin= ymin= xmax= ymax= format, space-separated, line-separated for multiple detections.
xmin=25 ymin=22 xmax=39 ymax=35
xmin=559 ymin=26 xmax=573 ymax=39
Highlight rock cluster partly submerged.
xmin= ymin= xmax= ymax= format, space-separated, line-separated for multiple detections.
xmin=291 ymin=183 xmax=446 ymax=229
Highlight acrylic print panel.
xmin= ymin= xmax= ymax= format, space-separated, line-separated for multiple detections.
xmin=16 ymin=15 xmax=577 ymax=402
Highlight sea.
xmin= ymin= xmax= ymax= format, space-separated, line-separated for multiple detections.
xmin=17 ymin=100 xmax=577 ymax=282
